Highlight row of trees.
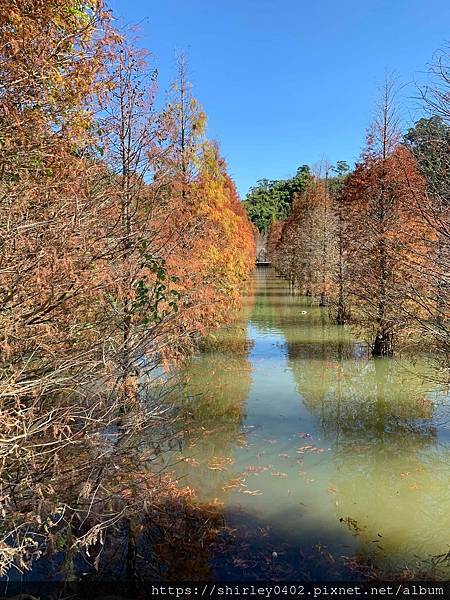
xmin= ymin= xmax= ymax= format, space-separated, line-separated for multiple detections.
xmin=0 ymin=1 xmax=254 ymax=577
xmin=261 ymin=63 xmax=448 ymax=376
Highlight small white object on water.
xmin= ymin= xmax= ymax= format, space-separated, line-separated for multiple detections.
xmin=300 ymin=310 xmax=307 ymax=314
xmin=272 ymin=551 xmax=278 ymax=559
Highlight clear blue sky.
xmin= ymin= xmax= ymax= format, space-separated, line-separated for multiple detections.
xmin=107 ymin=0 xmax=449 ymax=197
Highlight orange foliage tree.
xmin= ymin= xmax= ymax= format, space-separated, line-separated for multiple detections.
xmin=342 ymin=82 xmax=432 ymax=355
xmin=267 ymin=82 xmax=435 ymax=358
xmin=0 ymin=3 xmax=255 ymax=577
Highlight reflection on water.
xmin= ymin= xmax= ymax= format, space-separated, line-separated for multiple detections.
xmin=170 ymin=268 xmax=450 ymax=580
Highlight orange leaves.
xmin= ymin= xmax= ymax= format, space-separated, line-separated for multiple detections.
xmin=0 ymin=4 xmax=256 ymax=579
xmin=160 ymin=143 xmax=255 ymax=355
xmin=342 ymin=141 xmax=435 ymax=349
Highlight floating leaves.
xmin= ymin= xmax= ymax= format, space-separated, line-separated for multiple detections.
xmin=222 ymin=477 xmax=246 ymax=492
xmin=180 ymin=457 xmax=199 ymax=466
xmin=207 ymin=456 xmax=234 ymax=471
xmin=241 ymin=464 xmax=270 ymax=476
xmin=296 ymin=444 xmax=325 ymax=454
xmin=271 ymin=471 xmax=288 ymax=478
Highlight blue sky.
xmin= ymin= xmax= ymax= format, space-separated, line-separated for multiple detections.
xmin=107 ymin=0 xmax=449 ymax=196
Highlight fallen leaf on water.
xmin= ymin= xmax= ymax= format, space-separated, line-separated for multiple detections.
xmin=327 ymin=487 xmax=337 ymax=493
xmin=208 ymin=456 xmax=234 ymax=471
xmin=242 ymin=465 xmax=270 ymax=476
xmin=180 ymin=457 xmax=199 ymax=466
xmin=297 ymin=445 xmax=314 ymax=453
xmin=222 ymin=477 xmax=245 ymax=491
xmin=242 ymin=489 xmax=263 ymax=496
xmin=297 ymin=445 xmax=325 ymax=454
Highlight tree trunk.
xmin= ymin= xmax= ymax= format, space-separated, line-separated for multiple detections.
xmin=372 ymin=327 xmax=394 ymax=357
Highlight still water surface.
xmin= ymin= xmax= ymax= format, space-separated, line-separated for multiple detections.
xmin=170 ymin=268 xmax=450 ymax=580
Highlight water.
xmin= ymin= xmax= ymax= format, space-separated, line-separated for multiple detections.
xmin=169 ymin=268 xmax=450 ymax=580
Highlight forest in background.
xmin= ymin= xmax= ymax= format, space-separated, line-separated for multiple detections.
xmin=0 ymin=0 xmax=255 ymax=578
xmin=244 ymin=66 xmax=449 ymax=377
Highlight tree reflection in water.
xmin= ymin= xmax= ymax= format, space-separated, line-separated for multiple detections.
xmin=284 ymin=310 xmax=450 ymax=579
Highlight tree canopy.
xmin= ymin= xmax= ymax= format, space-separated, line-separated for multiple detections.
xmin=243 ymin=165 xmax=311 ymax=232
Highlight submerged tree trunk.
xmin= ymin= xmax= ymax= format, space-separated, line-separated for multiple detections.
xmin=126 ymin=517 xmax=138 ymax=589
xmin=372 ymin=327 xmax=394 ymax=357
xmin=336 ymin=283 xmax=347 ymax=325
xmin=372 ymin=244 xmax=394 ymax=357
xmin=335 ymin=193 xmax=349 ymax=324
